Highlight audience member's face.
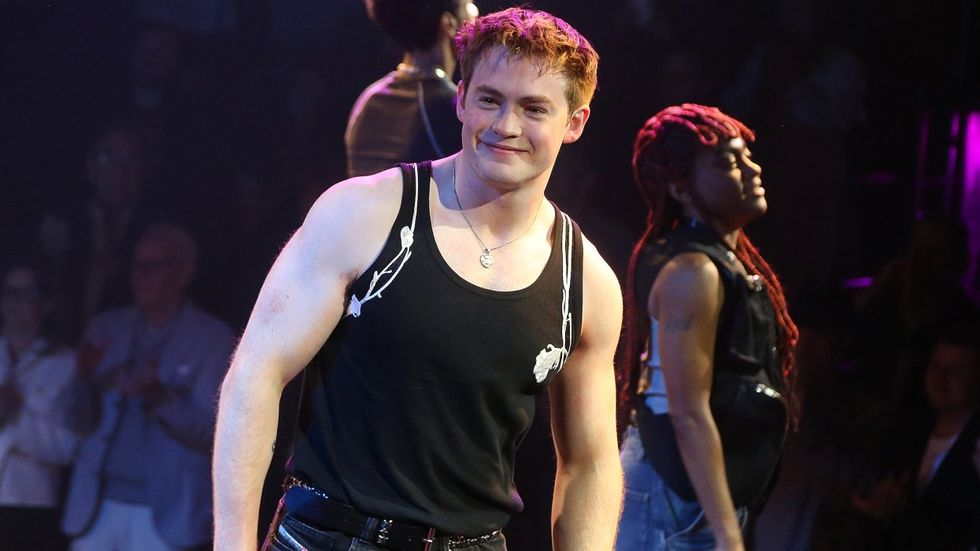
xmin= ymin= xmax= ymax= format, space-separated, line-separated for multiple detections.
xmin=925 ymin=343 xmax=980 ymax=413
xmin=86 ymin=129 xmax=146 ymax=210
xmin=129 ymin=237 xmax=191 ymax=313
xmin=1 ymin=269 xmax=45 ymax=335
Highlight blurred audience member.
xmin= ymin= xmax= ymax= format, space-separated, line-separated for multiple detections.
xmin=345 ymin=0 xmax=476 ymax=176
xmin=806 ymin=215 xmax=978 ymax=549
xmin=0 ymin=261 xmax=78 ymax=550
xmin=852 ymin=215 xmax=977 ymax=403
xmin=38 ymin=121 xmax=160 ymax=339
xmin=850 ymin=325 xmax=980 ymax=550
xmin=60 ymin=224 xmax=233 ymax=551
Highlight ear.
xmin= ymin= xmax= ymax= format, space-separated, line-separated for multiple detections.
xmin=439 ymin=11 xmax=458 ymax=38
xmin=562 ymin=105 xmax=591 ymax=144
xmin=456 ymin=80 xmax=466 ymax=122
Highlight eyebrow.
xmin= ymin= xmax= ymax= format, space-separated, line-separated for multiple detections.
xmin=472 ymin=84 xmax=556 ymax=106
xmin=717 ymin=144 xmax=750 ymax=157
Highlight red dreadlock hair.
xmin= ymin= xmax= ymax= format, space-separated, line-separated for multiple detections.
xmin=618 ymin=104 xmax=800 ymax=434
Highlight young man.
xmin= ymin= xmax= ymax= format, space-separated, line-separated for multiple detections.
xmin=616 ymin=105 xmax=799 ymax=551
xmin=346 ymin=0 xmax=478 ymax=177
xmin=214 ymin=8 xmax=623 ymax=551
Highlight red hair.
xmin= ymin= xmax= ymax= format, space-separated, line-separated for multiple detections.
xmin=454 ymin=7 xmax=599 ymax=111
xmin=619 ymin=104 xmax=800 ymax=432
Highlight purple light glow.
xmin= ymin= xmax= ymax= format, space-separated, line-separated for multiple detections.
xmin=842 ymin=276 xmax=873 ymax=289
xmin=963 ymin=112 xmax=980 ymax=303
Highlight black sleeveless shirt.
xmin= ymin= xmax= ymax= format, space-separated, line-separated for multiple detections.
xmin=290 ymin=161 xmax=584 ymax=535
xmin=632 ymin=219 xmax=788 ymax=508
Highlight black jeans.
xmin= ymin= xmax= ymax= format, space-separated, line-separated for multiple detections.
xmin=262 ymin=501 xmax=508 ymax=551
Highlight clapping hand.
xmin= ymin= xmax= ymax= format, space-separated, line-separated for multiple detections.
xmin=118 ymin=360 xmax=170 ymax=409
xmin=78 ymin=341 xmax=108 ymax=379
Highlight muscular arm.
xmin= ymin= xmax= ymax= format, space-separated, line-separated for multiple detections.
xmin=652 ymin=252 xmax=743 ymax=550
xmin=549 ymin=240 xmax=624 ymax=551
xmin=212 ymin=173 xmax=401 ymax=550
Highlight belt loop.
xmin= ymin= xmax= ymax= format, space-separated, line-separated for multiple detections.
xmin=423 ymin=527 xmax=437 ymax=551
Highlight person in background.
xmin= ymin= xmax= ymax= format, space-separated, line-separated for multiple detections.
xmin=345 ymin=0 xmax=478 ymax=177
xmin=60 ymin=224 xmax=234 ymax=551
xmin=850 ymin=325 xmax=980 ymax=550
xmin=617 ymin=104 xmax=799 ymax=551
xmin=0 ymin=260 xmax=79 ymax=550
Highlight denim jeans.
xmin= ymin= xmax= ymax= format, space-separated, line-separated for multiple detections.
xmin=616 ymin=426 xmax=748 ymax=551
xmin=262 ymin=501 xmax=508 ymax=551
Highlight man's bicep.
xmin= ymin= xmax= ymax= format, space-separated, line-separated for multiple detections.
xmin=550 ymin=246 xmax=622 ymax=463
xmin=235 ymin=223 xmax=351 ymax=386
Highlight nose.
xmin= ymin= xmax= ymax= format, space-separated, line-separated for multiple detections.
xmin=489 ymin=107 xmax=521 ymax=138
xmin=742 ymin=157 xmax=762 ymax=186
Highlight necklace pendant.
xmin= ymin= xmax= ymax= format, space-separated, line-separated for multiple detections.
xmin=479 ymin=250 xmax=494 ymax=269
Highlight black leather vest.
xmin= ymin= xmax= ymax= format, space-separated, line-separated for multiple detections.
xmin=633 ymin=219 xmax=788 ymax=507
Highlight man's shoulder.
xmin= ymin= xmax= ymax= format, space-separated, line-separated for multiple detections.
xmin=575 ymin=232 xmax=623 ymax=331
xmin=577 ymin=232 xmax=619 ymax=289
xmin=291 ymin=168 xmax=409 ymax=281
xmin=349 ymin=72 xmax=402 ymax=120
xmin=303 ymin=168 xmax=406 ymax=230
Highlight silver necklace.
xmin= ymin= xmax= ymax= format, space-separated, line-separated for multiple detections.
xmin=451 ymin=160 xmax=541 ymax=268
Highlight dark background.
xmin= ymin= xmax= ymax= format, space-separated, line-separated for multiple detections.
xmin=2 ymin=1 xmax=978 ymax=549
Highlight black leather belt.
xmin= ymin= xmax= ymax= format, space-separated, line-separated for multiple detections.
xmin=282 ymin=477 xmax=500 ymax=551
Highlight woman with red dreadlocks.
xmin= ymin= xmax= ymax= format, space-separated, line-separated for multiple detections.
xmin=615 ymin=104 xmax=799 ymax=551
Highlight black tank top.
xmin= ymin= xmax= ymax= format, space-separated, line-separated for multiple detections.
xmin=290 ymin=161 xmax=584 ymax=535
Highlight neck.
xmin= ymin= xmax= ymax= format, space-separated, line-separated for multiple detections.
xmin=447 ymin=155 xmax=548 ymax=238
xmin=401 ymin=39 xmax=455 ymax=79
xmin=141 ymin=298 xmax=184 ymax=327
xmin=933 ymin=407 xmax=977 ymax=438
xmin=685 ymin=212 xmax=740 ymax=249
